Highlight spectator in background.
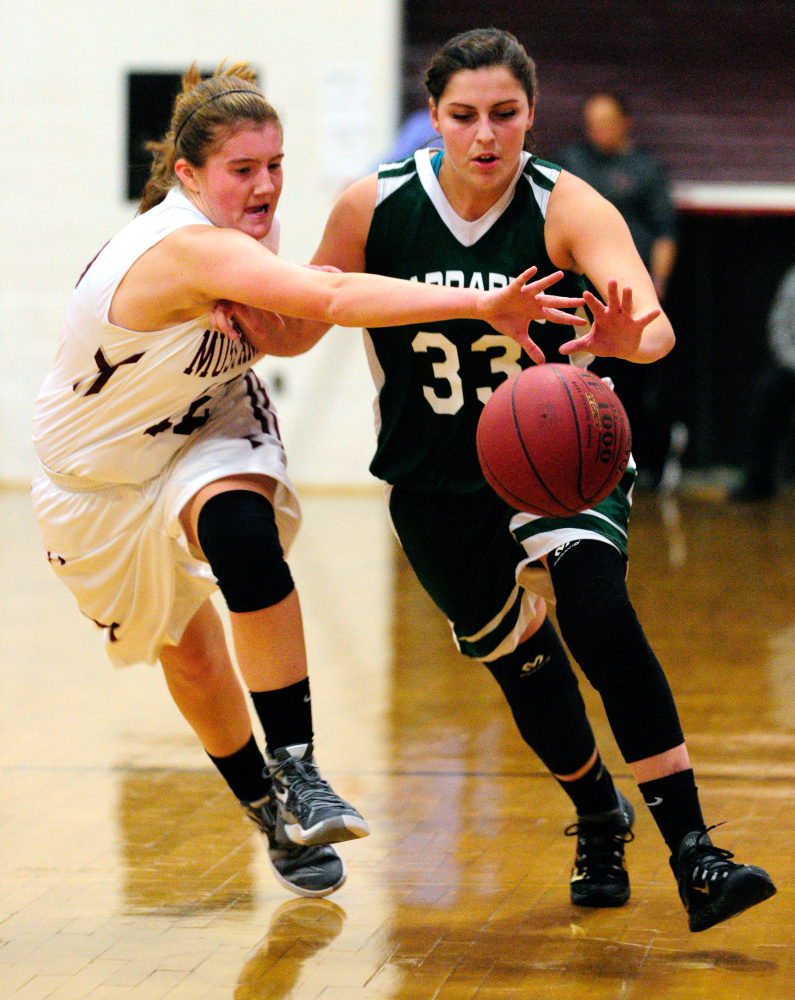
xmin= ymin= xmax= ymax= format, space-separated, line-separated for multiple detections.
xmin=557 ymin=92 xmax=679 ymax=489
xmin=381 ymin=106 xmax=441 ymax=162
xmin=730 ymin=264 xmax=795 ymax=501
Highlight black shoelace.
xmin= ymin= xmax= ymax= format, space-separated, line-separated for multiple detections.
xmin=565 ymin=822 xmax=634 ymax=877
xmin=272 ymin=756 xmax=342 ymax=811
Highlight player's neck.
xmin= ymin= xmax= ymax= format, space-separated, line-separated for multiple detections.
xmin=436 ymin=157 xmax=515 ymax=222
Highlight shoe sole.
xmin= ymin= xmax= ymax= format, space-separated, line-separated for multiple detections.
xmin=689 ymin=867 xmax=777 ymax=932
xmin=571 ymin=885 xmax=631 ymax=907
xmin=267 ymin=855 xmax=347 ymax=899
xmin=284 ymin=814 xmax=371 ymax=847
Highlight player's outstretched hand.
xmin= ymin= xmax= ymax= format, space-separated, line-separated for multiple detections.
xmin=480 ymin=266 xmax=586 ymax=364
xmin=558 ymin=280 xmax=660 ymax=360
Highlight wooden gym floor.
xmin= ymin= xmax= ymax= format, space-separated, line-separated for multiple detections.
xmin=1 ymin=483 xmax=794 ymax=999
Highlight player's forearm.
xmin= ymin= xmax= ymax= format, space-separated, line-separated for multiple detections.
xmin=322 ymin=271 xmax=481 ymax=328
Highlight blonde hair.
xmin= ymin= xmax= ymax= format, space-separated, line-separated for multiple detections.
xmin=139 ymin=61 xmax=281 ymax=213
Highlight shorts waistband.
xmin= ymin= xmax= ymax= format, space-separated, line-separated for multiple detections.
xmin=39 ymin=462 xmax=125 ymax=493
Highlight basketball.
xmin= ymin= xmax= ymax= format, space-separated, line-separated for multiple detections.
xmin=476 ymin=364 xmax=631 ymax=516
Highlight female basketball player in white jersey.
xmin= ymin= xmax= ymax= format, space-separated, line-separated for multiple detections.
xmin=295 ymin=29 xmax=774 ymax=928
xmin=31 ymin=62 xmax=585 ymax=899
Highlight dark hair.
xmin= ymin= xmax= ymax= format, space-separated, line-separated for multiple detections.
xmin=424 ymin=27 xmax=537 ymax=105
xmin=140 ymin=62 xmax=281 ymax=213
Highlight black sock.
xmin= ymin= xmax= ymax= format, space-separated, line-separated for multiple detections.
xmin=207 ymin=734 xmax=270 ymax=804
xmin=556 ymin=752 xmax=620 ymax=818
xmin=249 ymin=677 xmax=313 ymax=757
xmin=639 ymin=768 xmax=706 ymax=855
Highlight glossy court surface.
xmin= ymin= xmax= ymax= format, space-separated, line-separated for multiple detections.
xmin=1 ymin=484 xmax=793 ymax=999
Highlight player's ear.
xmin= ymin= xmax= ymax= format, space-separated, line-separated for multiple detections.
xmin=526 ymin=102 xmax=535 ymax=133
xmin=175 ymin=158 xmax=199 ymax=192
xmin=429 ymin=97 xmax=440 ymax=133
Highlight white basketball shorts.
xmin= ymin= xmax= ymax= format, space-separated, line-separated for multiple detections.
xmin=30 ymin=373 xmax=300 ymax=667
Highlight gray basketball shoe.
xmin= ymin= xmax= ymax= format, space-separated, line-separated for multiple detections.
xmin=267 ymin=742 xmax=370 ymax=846
xmin=242 ymin=792 xmax=346 ymax=897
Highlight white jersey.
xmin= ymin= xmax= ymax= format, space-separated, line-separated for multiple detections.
xmin=30 ymin=189 xmax=300 ymax=667
xmin=32 ymin=187 xmax=280 ymax=485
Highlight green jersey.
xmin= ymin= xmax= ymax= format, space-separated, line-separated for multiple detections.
xmin=364 ymin=148 xmax=587 ymax=493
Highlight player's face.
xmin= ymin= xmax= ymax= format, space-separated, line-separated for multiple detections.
xmin=430 ymin=66 xmax=533 ymax=204
xmin=186 ymin=123 xmax=284 ymax=240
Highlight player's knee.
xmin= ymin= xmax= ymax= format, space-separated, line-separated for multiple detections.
xmin=551 ymin=541 xmax=651 ymax=692
xmin=557 ymin=577 xmax=636 ymax=665
xmin=196 ymin=489 xmax=294 ymax=613
xmin=163 ymin=647 xmax=220 ymax=692
xmin=486 ymin=616 xmax=578 ymax=698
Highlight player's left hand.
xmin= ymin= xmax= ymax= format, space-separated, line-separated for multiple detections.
xmin=558 ymin=280 xmax=660 ymax=360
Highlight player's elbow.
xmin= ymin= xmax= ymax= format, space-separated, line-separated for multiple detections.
xmin=659 ymin=316 xmax=676 ymax=357
xmin=322 ymin=273 xmax=363 ymax=328
xmin=647 ymin=315 xmax=675 ymax=362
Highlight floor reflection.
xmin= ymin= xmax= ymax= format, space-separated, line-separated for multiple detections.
xmin=373 ymin=489 xmax=794 ymax=998
xmin=2 ymin=487 xmax=795 ymax=999
xmin=234 ymin=899 xmax=345 ymax=999
xmin=118 ymin=768 xmax=257 ymax=915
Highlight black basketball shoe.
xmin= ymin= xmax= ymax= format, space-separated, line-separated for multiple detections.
xmin=566 ymin=790 xmax=635 ymax=907
xmin=671 ymin=828 xmax=776 ymax=931
xmin=242 ymin=793 xmax=346 ymax=898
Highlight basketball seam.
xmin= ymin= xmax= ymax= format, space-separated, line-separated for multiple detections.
xmin=551 ymin=366 xmax=588 ymax=509
xmin=510 ymin=372 xmax=580 ymax=516
xmin=476 ymin=432 xmax=551 ymax=514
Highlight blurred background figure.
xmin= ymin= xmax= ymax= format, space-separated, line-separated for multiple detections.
xmin=380 ymin=107 xmax=440 ymax=162
xmin=377 ymin=68 xmax=441 ymax=164
xmin=557 ymin=92 xmax=679 ymax=490
xmin=730 ymin=263 xmax=795 ymax=502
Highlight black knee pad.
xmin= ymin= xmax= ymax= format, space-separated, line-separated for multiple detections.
xmin=549 ymin=540 xmax=646 ymax=688
xmin=550 ymin=539 xmax=684 ymax=761
xmin=196 ymin=490 xmax=294 ymax=613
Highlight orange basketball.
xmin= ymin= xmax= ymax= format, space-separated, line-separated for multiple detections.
xmin=476 ymin=364 xmax=632 ymax=516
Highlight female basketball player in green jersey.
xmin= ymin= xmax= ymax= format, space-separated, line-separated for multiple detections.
xmin=221 ymin=28 xmax=774 ymax=930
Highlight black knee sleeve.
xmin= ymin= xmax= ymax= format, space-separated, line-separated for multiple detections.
xmin=485 ymin=617 xmax=596 ymax=775
xmin=549 ymin=539 xmax=684 ymax=762
xmin=197 ymin=490 xmax=294 ymax=613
